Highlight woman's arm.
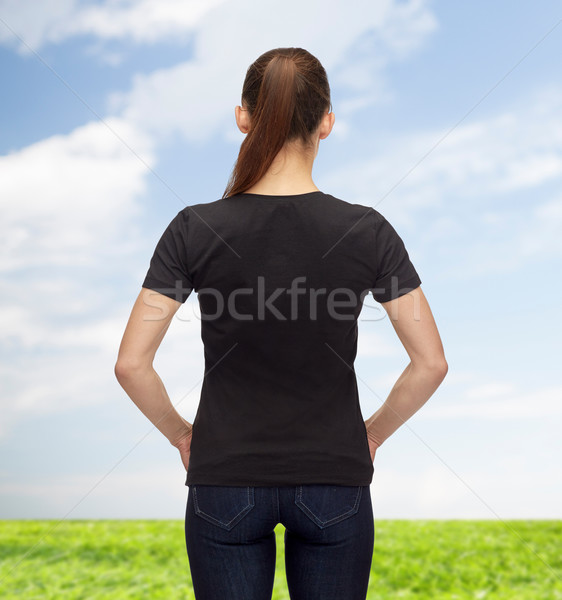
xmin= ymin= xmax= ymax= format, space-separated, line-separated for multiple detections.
xmin=365 ymin=285 xmax=448 ymax=448
xmin=114 ymin=287 xmax=193 ymax=447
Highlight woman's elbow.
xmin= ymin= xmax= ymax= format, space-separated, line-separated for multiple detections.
xmin=436 ymin=358 xmax=448 ymax=379
xmin=114 ymin=360 xmax=132 ymax=381
xmin=430 ymin=357 xmax=448 ymax=381
xmin=114 ymin=357 xmax=150 ymax=380
xmin=413 ymin=356 xmax=448 ymax=381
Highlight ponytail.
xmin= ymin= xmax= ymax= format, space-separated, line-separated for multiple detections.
xmin=223 ymin=47 xmax=331 ymax=199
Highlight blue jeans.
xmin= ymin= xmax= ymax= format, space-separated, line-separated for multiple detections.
xmin=185 ymin=484 xmax=374 ymax=599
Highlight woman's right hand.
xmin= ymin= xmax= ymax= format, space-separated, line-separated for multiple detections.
xmin=364 ymin=420 xmax=381 ymax=462
xmin=367 ymin=437 xmax=379 ymax=463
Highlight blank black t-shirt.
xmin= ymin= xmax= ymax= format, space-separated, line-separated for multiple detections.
xmin=141 ymin=191 xmax=422 ymax=486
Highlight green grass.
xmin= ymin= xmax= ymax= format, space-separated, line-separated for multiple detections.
xmin=0 ymin=520 xmax=560 ymax=599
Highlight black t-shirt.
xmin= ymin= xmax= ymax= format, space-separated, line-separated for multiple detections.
xmin=141 ymin=191 xmax=421 ymax=486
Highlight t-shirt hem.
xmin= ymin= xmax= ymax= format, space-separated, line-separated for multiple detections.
xmin=184 ymin=473 xmax=374 ymax=487
xmin=372 ymin=275 xmax=421 ymax=303
xmin=141 ymin=277 xmax=192 ymax=302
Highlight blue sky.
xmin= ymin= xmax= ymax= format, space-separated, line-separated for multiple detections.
xmin=1 ymin=0 xmax=561 ymax=522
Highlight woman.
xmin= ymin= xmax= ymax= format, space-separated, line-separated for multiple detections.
xmin=115 ymin=47 xmax=448 ymax=600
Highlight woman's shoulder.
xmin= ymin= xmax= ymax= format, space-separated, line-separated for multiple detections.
xmin=320 ymin=192 xmax=383 ymax=223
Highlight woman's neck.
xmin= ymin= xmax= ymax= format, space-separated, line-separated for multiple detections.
xmin=243 ymin=181 xmax=320 ymax=195
xmin=243 ymin=141 xmax=320 ymax=196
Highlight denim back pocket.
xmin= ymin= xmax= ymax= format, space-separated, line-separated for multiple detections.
xmin=192 ymin=485 xmax=255 ymax=531
xmin=295 ymin=484 xmax=362 ymax=529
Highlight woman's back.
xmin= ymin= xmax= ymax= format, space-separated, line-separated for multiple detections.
xmin=142 ymin=190 xmax=422 ymax=486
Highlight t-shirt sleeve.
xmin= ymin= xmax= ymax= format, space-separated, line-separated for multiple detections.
xmin=371 ymin=211 xmax=422 ymax=303
xmin=141 ymin=209 xmax=193 ymax=303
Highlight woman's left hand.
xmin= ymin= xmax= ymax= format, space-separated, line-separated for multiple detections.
xmin=174 ymin=430 xmax=192 ymax=473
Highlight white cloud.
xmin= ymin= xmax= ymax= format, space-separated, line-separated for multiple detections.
xmin=0 ymin=301 xmax=203 ymax=400
xmin=517 ymin=197 xmax=562 ymax=259
xmin=372 ymin=461 xmax=562 ymax=518
xmin=418 ymin=383 xmax=562 ymax=420
xmin=0 ymin=465 xmax=189 ymax=519
xmin=0 ymin=117 xmax=154 ymax=271
xmin=323 ymin=85 xmax=562 ymax=223
xmin=0 ymin=314 xmax=205 ymax=444
xmin=0 ymin=0 xmax=225 ymax=54
xmin=0 ymin=349 xmax=120 ymax=439
xmin=464 ymin=382 xmax=516 ymax=400
xmin=0 ymin=0 xmax=75 ymax=53
xmin=0 ymin=114 xmax=207 ymax=440
xmin=434 ymin=193 xmax=562 ymax=279
xmin=317 ymin=84 xmax=562 ymax=286
xmin=58 ymin=0 xmax=226 ymax=44
xmin=0 ymin=115 xmax=161 ymax=439
xmin=357 ymin=329 xmax=401 ymax=358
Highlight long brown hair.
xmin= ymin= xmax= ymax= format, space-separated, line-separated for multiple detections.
xmin=222 ymin=47 xmax=331 ymax=199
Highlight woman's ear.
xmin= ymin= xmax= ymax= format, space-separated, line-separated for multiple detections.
xmin=318 ymin=111 xmax=335 ymax=141
xmin=235 ymin=105 xmax=250 ymax=134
